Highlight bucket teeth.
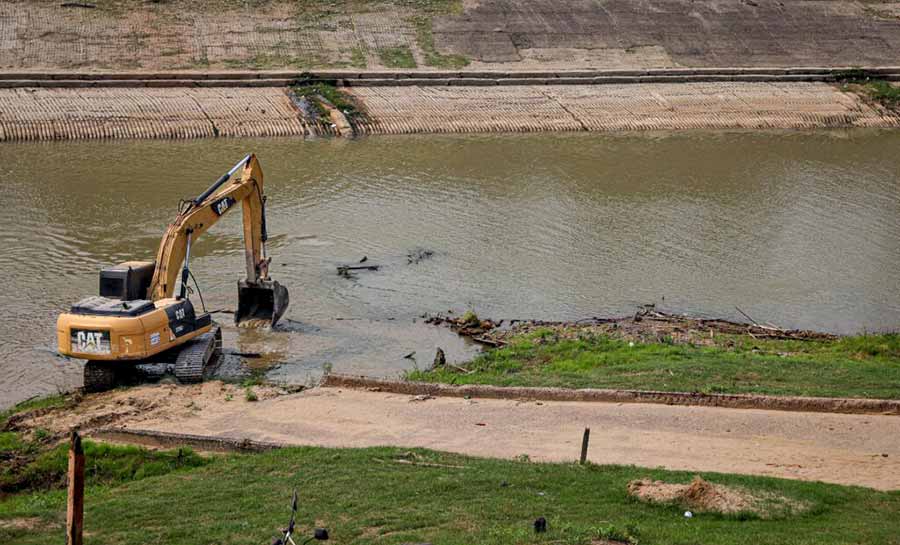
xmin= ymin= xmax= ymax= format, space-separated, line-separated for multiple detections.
xmin=236 ymin=279 xmax=289 ymax=327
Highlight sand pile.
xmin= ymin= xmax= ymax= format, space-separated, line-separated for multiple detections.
xmin=627 ymin=475 xmax=805 ymax=517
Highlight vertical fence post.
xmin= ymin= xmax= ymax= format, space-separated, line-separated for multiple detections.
xmin=66 ymin=430 xmax=84 ymax=545
xmin=579 ymin=427 xmax=590 ymax=465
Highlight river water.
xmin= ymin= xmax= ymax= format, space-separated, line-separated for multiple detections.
xmin=2 ymin=131 xmax=899 ymax=408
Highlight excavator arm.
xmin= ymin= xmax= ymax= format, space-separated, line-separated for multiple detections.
xmin=148 ymin=154 xmax=289 ymax=326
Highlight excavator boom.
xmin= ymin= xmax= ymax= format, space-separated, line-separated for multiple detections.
xmin=148 ymin=154 xmax=289 ymax=326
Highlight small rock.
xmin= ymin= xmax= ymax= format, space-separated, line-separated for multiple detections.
xmin=433 ymin=348 xmax=446 ymax=367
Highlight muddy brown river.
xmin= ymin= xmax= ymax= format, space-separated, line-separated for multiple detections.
xmin=2 ymin=131 xmax=899 ymax=408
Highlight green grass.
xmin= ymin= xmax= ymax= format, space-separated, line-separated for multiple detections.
xmin=863 ymin=80 xmax=900 ymax=108
xmin=408 ymin=331 xmax=900 ymax=399
xmin=1 ymin=438 xmax=208 ymax=494
xmin=292 ymin=83 xmax=363 ymax=122
xmin=836 ymin=72 xmax=900 ymax=110
xmin=377 ymin=46 xmax=417 ymax=68
xmin=0 ymin=395 xmax=67 ymax=428
xmin=348 ymin=46 xmax=367 ymax=69
xmin=2 ymin=445 xmax=898 ymax=545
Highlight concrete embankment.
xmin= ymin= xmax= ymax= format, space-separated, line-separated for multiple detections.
xmin=3 ymin=0 xmax=899 ymax=72
xmin=1 ymin=75 xmax=898 ymax=141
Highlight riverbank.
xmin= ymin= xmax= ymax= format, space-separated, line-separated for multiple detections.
xmin=408 ymin=312 xmax=900 ymax=399
xmin=1 ymin=79 xmax=899 ymax=141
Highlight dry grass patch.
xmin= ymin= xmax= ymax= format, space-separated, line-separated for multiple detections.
xmin=627 ymin=475 xmax=810 ymax=519
xmin=0 ymin=518 xmax=45 ymax=530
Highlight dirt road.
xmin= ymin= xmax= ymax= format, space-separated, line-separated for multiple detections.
xmin=105 ymin=385 xmax=900 ymax=490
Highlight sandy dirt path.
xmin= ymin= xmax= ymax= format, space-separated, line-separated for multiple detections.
xmin=129 ymin=386 xmax=900 ymax=490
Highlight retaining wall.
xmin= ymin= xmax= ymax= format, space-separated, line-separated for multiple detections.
xmin=1 ymin=81 xmax=897 ymax=142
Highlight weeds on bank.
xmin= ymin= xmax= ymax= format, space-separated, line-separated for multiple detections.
xmin=836 ymin=70 xmax=900 ymax=111
xmin=409 ymin=330 xmax=900 ymax=399
xmin=0 ymin=395 xmax=67 ymax=429
xmin=292 ymin=83 xmax=360 ymax=116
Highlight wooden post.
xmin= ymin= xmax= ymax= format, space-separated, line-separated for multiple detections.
xmin=66 ymin=430 xmax=84 ymax=545
xmin=579 ymin=427 xmax=590 ymax=465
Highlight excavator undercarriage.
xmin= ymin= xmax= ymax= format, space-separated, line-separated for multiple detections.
xmin=57 ymin=154 xmax=288 ymax=392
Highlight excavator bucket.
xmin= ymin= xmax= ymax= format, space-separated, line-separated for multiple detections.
xmin=236 ymin=279 xmax=289 ymax=327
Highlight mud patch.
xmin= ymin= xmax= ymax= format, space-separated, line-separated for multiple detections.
xmin=4 ymin=381 xmax=288 ymax=440
xmin=627 ymin=476 xmax=809 ymax=518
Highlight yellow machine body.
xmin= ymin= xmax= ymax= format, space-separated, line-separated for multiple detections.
xmin=55 ymin=154 xmax=288 ymax=390
xmin=56 ymin=298 xmax=212 ymax=361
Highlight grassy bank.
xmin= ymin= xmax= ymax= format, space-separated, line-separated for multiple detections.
xmin=408 ymin=326 xmax=900 ymax=399
xmin=2 ymin=443 xmax=899 ymax=545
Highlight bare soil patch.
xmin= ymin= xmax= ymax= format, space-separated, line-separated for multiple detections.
xmin=627 ymin=475 xmax=809 ymax=518
xmin=4 ymin=381 xmax=286 ymax=441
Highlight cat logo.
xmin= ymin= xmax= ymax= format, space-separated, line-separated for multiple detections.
xmin=71 ymin=329 xmax=110 ymax=354
xmin=212 ymin=196 xmax=236 ymax=216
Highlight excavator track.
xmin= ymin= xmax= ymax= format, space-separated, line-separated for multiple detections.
xmin=174 ymin=325 xmax=222 ymax=383
xmin=83 ymin=361 xmax=119 ymax=393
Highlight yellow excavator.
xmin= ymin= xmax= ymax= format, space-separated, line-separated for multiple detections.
xmin=56 ymin=154 xmax=289 ymax=392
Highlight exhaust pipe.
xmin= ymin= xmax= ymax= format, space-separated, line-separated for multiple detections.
xmin=236 ymin=279 xmax=290 ymax=327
